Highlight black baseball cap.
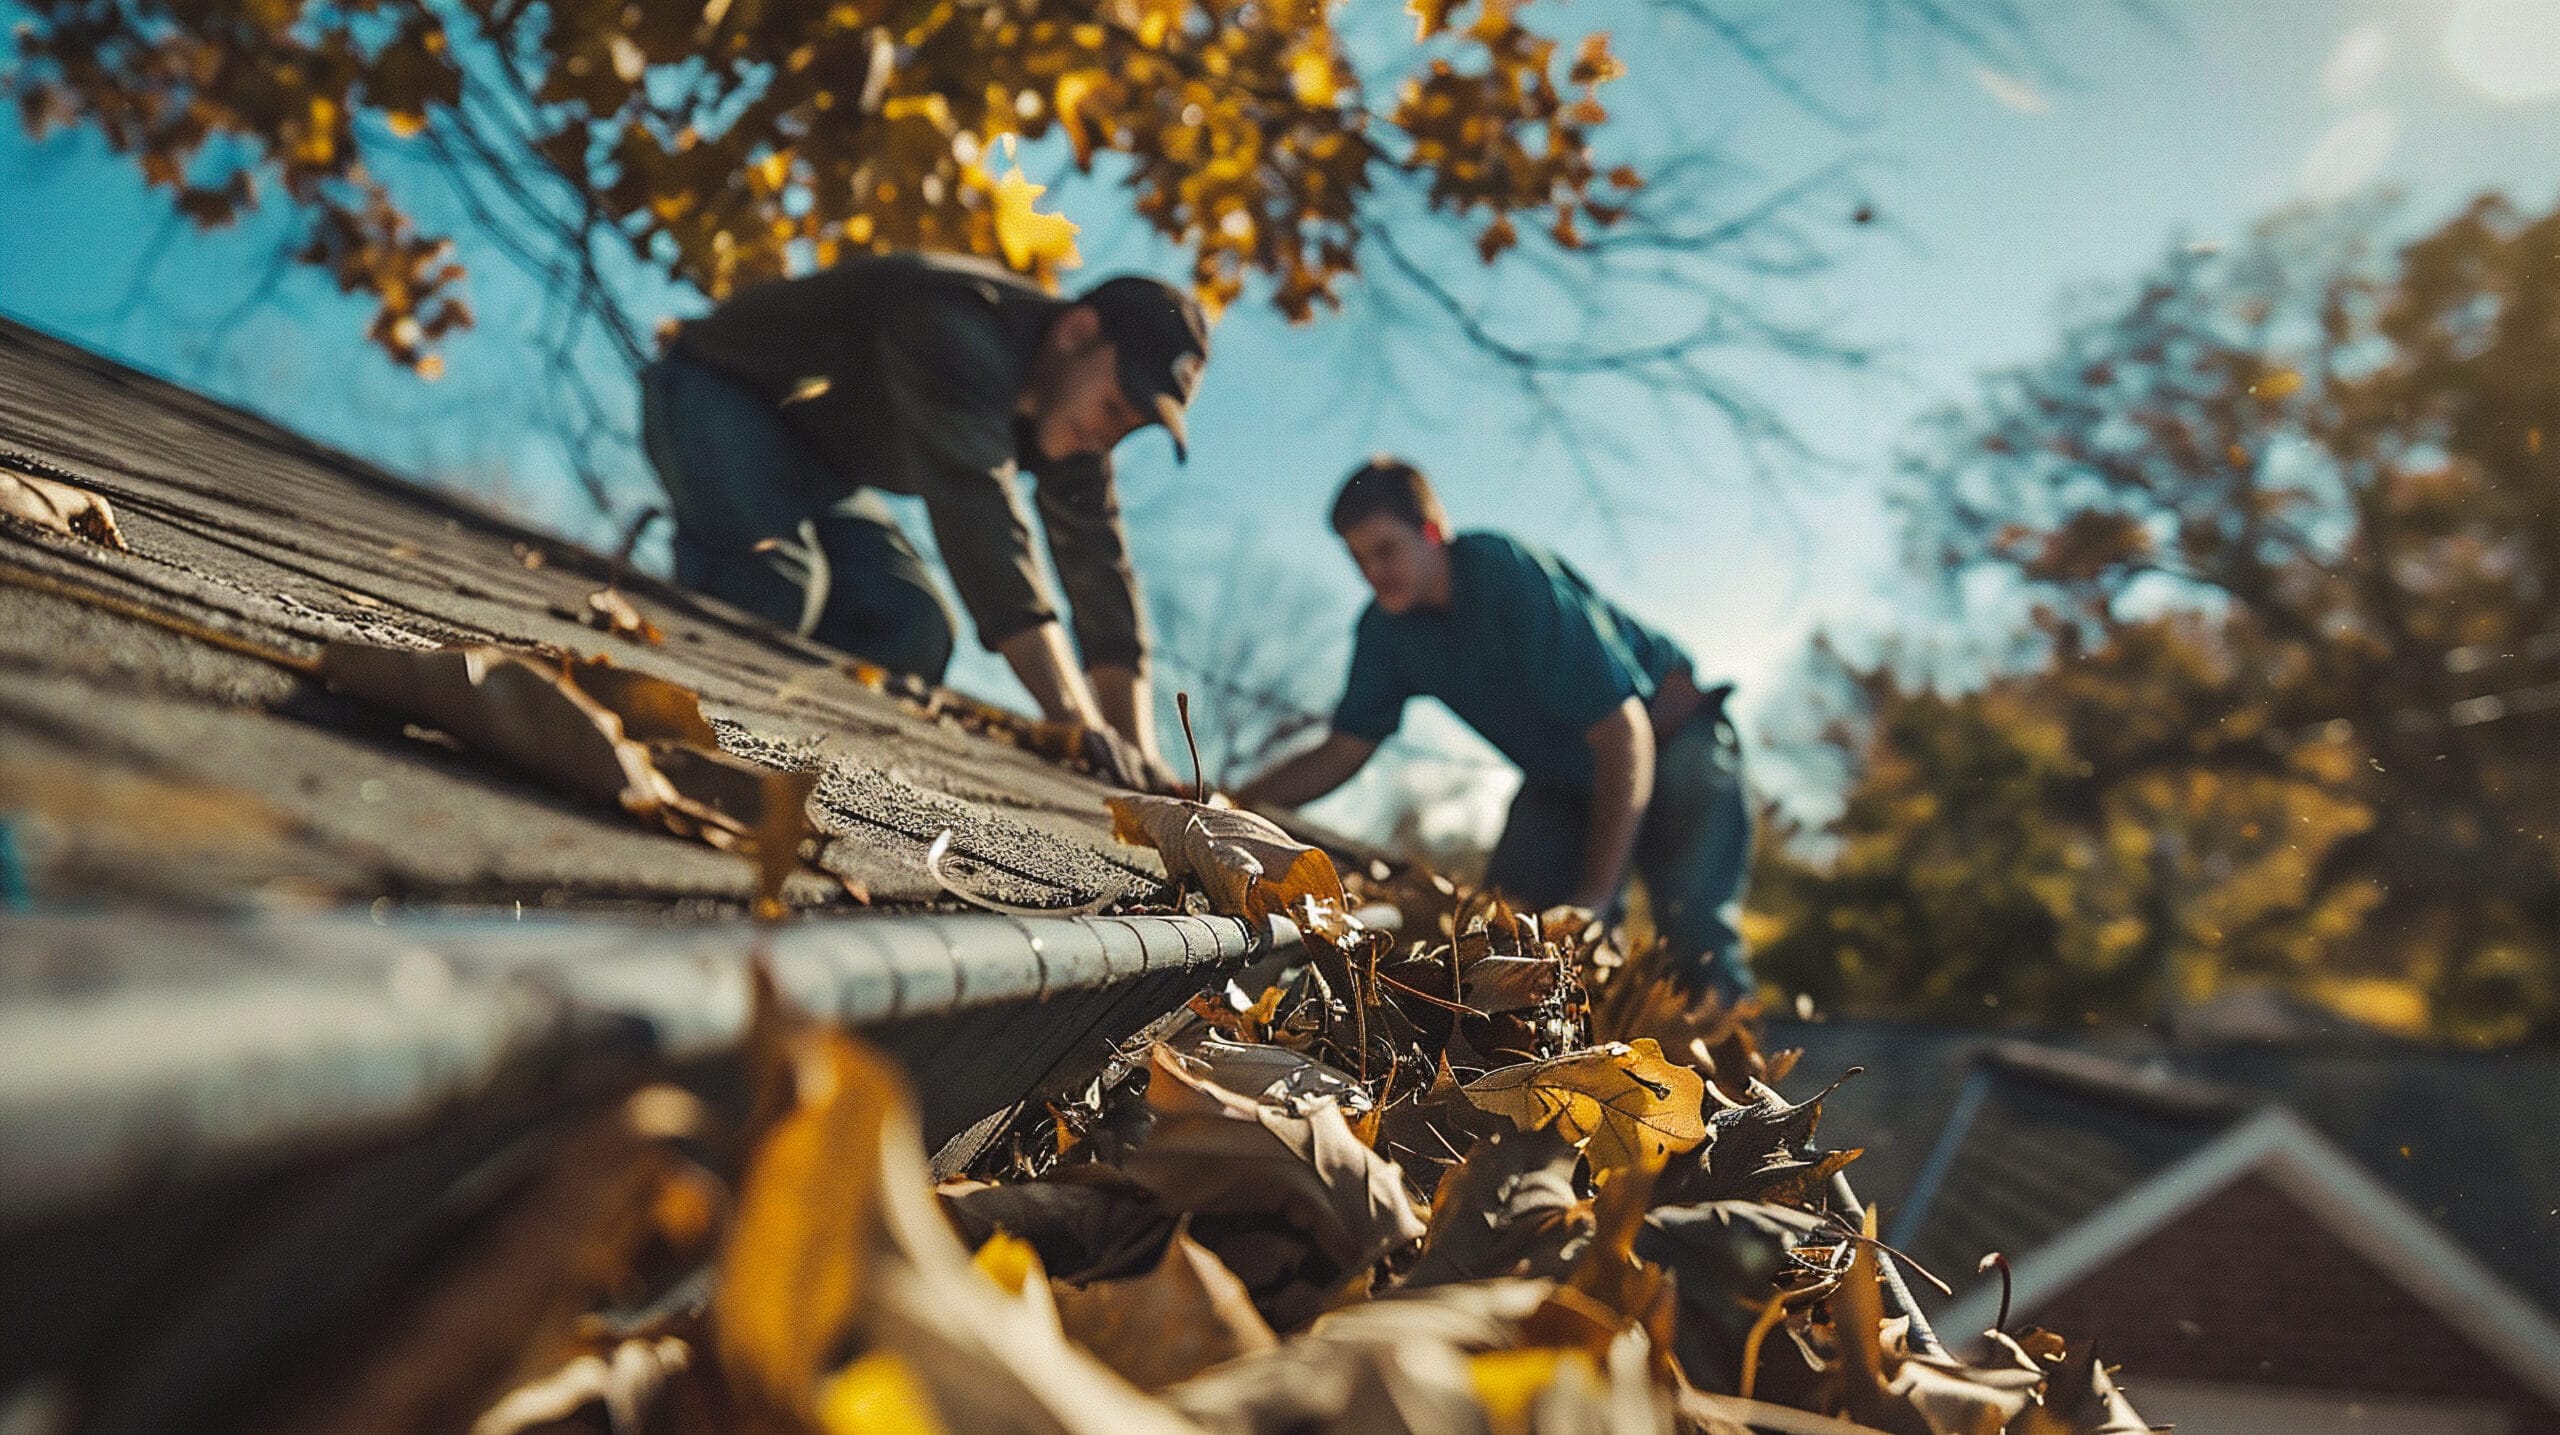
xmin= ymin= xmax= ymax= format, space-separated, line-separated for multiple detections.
xmin=1080 ymin=275 xmax=1209 ymax=462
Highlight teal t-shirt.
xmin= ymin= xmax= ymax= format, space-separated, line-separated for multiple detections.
xmin=1330 ymin=532 xmax=1693 ymax=791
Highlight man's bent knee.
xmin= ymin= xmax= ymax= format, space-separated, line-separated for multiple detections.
xmin=891 ymin=604 xmax=955 ymax=684
xmin=818 ymin=579 xmax=954 ymax=683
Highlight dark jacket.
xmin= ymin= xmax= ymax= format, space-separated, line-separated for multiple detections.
xmin=672 ymin=252 xmax=1145 ymax=667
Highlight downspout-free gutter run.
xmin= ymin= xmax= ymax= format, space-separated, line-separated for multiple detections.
xmin=0 ymin=906 xmax=1291 ymax=1226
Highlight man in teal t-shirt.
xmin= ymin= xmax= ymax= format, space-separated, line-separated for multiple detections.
xmin=1238 ymin=458 xmax=1755 ymax=1001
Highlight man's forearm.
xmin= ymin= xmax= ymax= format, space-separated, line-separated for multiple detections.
xmin=996 ymin=622 xmax=1106 ymax=728
xmin=1239 ymin=733 xmax=1377 ymax=810
xmin=1574 ymin=698 xmax=1655 ymax=910
xmin=1088 ymin=663 xmax=1160 ymax=758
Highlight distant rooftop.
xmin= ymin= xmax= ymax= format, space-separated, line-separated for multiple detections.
xmin=1765 ymin=1017 xmax=2560 ymax=1321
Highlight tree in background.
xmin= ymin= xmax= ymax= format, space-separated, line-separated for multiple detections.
xmin=1752 ymin=195 xmax=2560 ymax=1045
xmin=12 ymin=0 xmax=1639 ymax=368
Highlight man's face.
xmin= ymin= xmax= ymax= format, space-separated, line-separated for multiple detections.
xmin=1340 ymin=512 xmax=1446 ymax=615
xmin=1030 ymin=337 xmax=1146 ymax=462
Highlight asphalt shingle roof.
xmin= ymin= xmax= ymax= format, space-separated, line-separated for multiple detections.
xmin=0 ymin=315 xmax=1169 ymax=917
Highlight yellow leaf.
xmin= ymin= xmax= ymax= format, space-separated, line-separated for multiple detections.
xmin=719 ymin=1004 xmax=1192 ymax=1433
xmin=2310 ymin=975 xmax=2431 ymax=1035
xmin=1054 ymin=70 xmax=1110 ymax=165
xmin=1462 ymin=1039 xmax=1708 ymax=1174
xmin=1289 ymin=47 xmax=1338 ymax=106
xmin=582 ymin=585 xmax=664 ymax=645
xmin=882 ymin=93 xmax=954 ymax=130
xmin=1469 ymin=1348 xmax=1569 ymax=1435
xmin=292 ymin=95 xmax=340 ymax=167
xmin=714 ymin=1026 xmax=895 ymax=1407
xmin=1107 ymin=794 xmax=1344 ymax=925
xmin=972 ymin=1230 xmax=1042 ymax=1297
xmin=817 ymin=1351 xmax=948 ymax=1435
xmin=991 ymin=164 xmax=1082 ymax=276
xmin=2250 ymin=367 xmax=2304 ymax=399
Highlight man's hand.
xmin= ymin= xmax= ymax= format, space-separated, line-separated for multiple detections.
xmin=1648 ymin=665 xmax=1706 ymax=737
xmin=1081 ymin=723 xmax=1185 ymax=794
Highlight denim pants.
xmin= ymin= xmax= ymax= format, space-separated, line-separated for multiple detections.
xmin=1483 ymin=706 xmax=1756 ymax=1003
xmin=638 ymin=352 xmax=958 ymax=680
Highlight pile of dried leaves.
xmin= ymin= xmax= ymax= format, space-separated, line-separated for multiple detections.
xmin=277 ymin=790 xmax=2151 ymax=1435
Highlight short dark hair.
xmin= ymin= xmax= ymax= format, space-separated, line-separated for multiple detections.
xmin=1330 ymin=457 xmax=1448 ymax=536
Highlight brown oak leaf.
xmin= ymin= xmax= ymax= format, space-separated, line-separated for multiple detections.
xmin=1107 ymin=794 xmax=1345 ymax=925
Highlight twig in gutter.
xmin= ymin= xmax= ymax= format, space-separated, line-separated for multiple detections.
xmin=1980 ymin=1251 xmax=2015 ymax=1334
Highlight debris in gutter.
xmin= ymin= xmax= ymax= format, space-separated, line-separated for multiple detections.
xmin=582 ymin=584 xmax=667 ymax=644
xmin=1107 ymin=793 xmax=1345 ymax=926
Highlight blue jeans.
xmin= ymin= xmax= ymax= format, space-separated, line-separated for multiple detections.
xmin=638 ymin=352 xmax=958 ymax=680
xmin=1484 ymin=704 xmax=1756 ymax=1003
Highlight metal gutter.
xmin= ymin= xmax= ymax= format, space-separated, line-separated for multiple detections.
xmin=0 ymin=906 xmax=1276 ymax=1226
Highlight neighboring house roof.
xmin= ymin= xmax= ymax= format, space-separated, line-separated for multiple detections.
xmin=1747 ymin=1017 xmax=1994 ymax=1205
xmin=1888 ymin=1041 xmax=2248 ymax=1285
xmin=1766 ymin=1020 xmax=2560 ymax=1326
xmin=1935 ymin=1108 xmax=2560 ymax=1424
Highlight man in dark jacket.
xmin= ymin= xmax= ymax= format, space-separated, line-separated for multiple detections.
xmin=1239 ymin=459 xmax=1756 ymax=1002
xmin=640 ymin=251 xmax=1208 ymax=787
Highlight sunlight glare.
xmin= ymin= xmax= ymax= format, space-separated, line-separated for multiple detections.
xmin=2322 ymin=22 xmax=2391 ymax=103
xmin=2297 ymin=109 xmax=2399 ymax=201
xmin=1971 ymin=66 xmax=2053 ymax=116
xmin=2443 ymin=0 xmax=2560 ymax=103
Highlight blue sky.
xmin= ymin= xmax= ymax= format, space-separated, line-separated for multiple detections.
xmin=6 ymin=0 xmax=2560 ymax=842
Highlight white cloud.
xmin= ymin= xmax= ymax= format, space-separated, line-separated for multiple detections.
xmin=1971 ymin=66 xmax=2052 ymax=116
xmin=2298 ymin=108 xmax=2400 ymax=201
xmin=2322 ymin=22 xmax=2391 ymax=103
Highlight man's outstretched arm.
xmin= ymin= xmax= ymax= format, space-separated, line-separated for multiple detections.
xmin=996 ymin=623 xmax=1109 ymax=730
xmin=995 ymin=627 xmax=1176 ymax=790
xmin=1570 ymin=696 xmax=1655 ymax=912
xmin=1033 ymin=462 xmax=1169 ymax=775
xmin=1239 ymin=732 xmax=1379 ymax=810
xmin=1089 ymin=662 xmax=1176 ymax=788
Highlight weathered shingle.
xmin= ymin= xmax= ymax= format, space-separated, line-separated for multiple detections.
xmin=0 ymin=316 xmax=1167 ymax=915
